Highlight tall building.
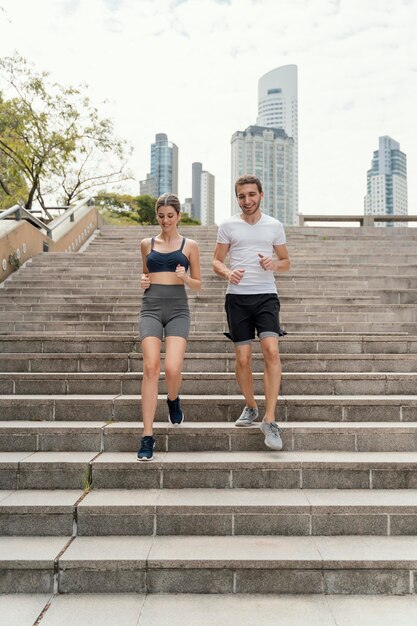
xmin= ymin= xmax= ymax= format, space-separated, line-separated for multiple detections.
xmin=256 ymin=64 xmax=298 ymax=220
xmin=191 ymin=162 xmax=215 ymax=225
xmin=200 ymin=170 xmax=215 ymax=225
xmin=140 ymin=133 xmax=178 ymax=197
xmin=191 ymin=162 xmax=202 ymax=221
xmin=231 ymin=126 xmax=295 ymax=224
xmin=364 ymin=136 xmax=407 ymax=227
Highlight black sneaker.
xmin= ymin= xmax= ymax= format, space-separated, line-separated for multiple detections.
xmin=167 ymin=396 xmax=184 ymax=425
xmin=137 ymin=435 xmax=155 ymax=461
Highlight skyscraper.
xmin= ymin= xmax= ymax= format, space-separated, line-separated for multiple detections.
xmin=191 ymin=162 xmax=215 ymax=225
xmin=231 ymin=126 xmax=295 ymax=224
xmin=231 ymin=64 xmax=298 ymax=224
xmin=256 ymin=64 xmax=298 ymax=220
xmin=140 ymin=133 xmax=178 ymax=197
xmin=364 ymin=136 xmax=407 ymax=227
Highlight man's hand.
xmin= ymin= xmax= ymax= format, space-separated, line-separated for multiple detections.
xmin=258 ymin=254 xmax=274 ymax=271
xmin=228 ymin=268 xmax=245 ymax=284
xmin=140 ymin=273 xmax=150 ymax=289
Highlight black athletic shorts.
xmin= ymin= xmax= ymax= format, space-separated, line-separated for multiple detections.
xmin=224 ymin=293 xmax=285 ymax=345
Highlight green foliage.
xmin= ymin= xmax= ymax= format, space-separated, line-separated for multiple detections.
xmin=96 ymin=191 xmax=202 ymax=226
xmin=0 ymin=53 xmax=132 ymax=214
xmin=181 ymin=213 xmax=201 ymax=225
xmin=135 ymin=194 xmax=157 ymax=225
xmin=0 ymin=149 xmax=28 ymax=209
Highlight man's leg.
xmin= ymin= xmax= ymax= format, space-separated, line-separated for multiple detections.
xmin=235 ymin=343 xmax=256 ymax=407
xmin=258 ymin=335 xmax=283 ymax=450
xmin=234 ymin=343 xmax=259 ymax=426
xmin=260 ymin=335 xmax=281 ymax=422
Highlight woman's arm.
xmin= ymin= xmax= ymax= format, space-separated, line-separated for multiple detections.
xmin=176 ymin=239 xmax=201 ymax=290
xmin=140 ymin=238 xmax=151 ymax=289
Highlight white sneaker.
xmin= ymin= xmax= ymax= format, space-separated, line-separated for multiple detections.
xmin=260 ymin=421 xmax=283 ymax=450
xmin=235 ymin=405 xmax=259 ymax=427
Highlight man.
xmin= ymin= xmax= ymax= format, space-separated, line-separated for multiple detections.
xmin=212 ymin=175 xmax=290 ymax=450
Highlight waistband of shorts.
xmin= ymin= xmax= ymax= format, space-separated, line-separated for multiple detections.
xmin=143 ymin=284 xmax=187 ymax=298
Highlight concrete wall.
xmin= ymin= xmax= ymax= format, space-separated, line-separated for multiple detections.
xmin=0 ymin=207 xmax=102 ymax=283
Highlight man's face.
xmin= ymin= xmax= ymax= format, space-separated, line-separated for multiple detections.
xmin=236 ymin=183 xmax=263 ymax=216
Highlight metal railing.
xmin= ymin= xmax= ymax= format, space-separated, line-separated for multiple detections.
xmin=0 ymin=197 xmax=93 ymax=239
xmin=299 ymin=214 xmax=417 ymax=227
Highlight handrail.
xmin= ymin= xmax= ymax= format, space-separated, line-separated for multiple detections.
xmin=0 ymin=197 xmax=93 ymax=239
xmin=0 ymin=204 xmax=21 ymax=220
xmin=299 ymin=214 xmax=417 ymax=226
xmin=45 ymin=197 xmax=93 ymax=238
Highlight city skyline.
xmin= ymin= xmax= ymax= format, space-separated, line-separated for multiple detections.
xmin=256 ymin=64 xmax=298 ymax=219
xmin=1 ymin=0 xmax=416 ymax=224
xmin=364 ymin=135 xmax=408 ymax=226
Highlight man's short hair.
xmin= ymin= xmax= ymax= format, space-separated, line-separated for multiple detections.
xmin=234 ymin=175 xmax=263 ymax=196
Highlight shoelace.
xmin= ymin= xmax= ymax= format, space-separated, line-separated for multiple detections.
xmin=269 ymin=422 xmax=283 ymax=435
xmin=140 ymin=436 xmax=154 ymax=451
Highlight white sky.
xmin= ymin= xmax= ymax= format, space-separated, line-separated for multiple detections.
xmin=1 ymin=0 xmax=416 ymax=224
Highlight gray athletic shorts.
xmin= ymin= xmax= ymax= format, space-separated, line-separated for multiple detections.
xmin=139 ymin=284 xmax=190 ymax=341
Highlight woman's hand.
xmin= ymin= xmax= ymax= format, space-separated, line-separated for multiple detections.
xmin=140 ymin=273 xmax=150 ymax=290
xmin=175 ymin=264 xmax=187 ymax=282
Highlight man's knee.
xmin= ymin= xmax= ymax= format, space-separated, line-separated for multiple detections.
xmin=261 ymin=339 xmax=280 ymax=363
xmin=235 ymin=346 xmax=252 ymax=369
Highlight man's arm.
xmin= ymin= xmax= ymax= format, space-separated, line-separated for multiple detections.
xmin=258 ymin=244 xmax=290 ymax=273
xmin=212 ymin=242 xmax=245 ymax=285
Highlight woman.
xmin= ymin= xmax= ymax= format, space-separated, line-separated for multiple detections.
xmin=137 ymin=193 xmax=201 ymax=461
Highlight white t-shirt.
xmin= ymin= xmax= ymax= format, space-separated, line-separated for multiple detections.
xmin=216 ymin=212 xmax=286 ymax=295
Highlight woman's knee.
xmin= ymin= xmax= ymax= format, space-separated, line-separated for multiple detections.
xmin=164 ymin=360 xmax=182 ymax=380
xmin=143 ymin=360 xmax=160 ymax=379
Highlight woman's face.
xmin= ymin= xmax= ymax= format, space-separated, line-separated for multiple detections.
xmin=156 ymin=205 xmax=180 ymax=231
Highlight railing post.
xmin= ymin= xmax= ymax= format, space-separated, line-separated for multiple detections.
xmin=362 ymin=215 xmax=375 ymax=227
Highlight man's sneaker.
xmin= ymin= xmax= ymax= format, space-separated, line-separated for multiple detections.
xmin=235 ymin=405 xmax=259 ymax=427
xmin=167 ymin=396 xmax=184 ymax=425
xmin=260 ymin=421 xmax=283 ymax=450
xmin=137 ymin=436 xmax=155 ymax=461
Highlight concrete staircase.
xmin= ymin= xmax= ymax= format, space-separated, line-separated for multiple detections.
xmin=1 ymin=224 xmax=417 ymax=602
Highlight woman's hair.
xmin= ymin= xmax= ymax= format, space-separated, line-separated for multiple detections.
xmin=155 ymin=193 xmax=181 ymax=214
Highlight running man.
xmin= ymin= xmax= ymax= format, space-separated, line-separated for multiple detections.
xmin=212 ymin=175 xmax=290 ymax=450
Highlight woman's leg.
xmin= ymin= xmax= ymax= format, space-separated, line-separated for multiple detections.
xmin=141 ymin=336 xmax=162 ymax=435
xmin=164 ymin=336 xmax=187 ymax=400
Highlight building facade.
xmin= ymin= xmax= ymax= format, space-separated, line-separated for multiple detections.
xmin=140 ymin=133 xmax=178 ymax=198
xmin=256 ymin=64 xmax=298 ymax=220
xmin=364 ymin=136 xmax=407 ymax=227
xmin=231 ymin=126 xmax=295 ymax=224
xmin=191 ymin=162 xmax=215 ymax=225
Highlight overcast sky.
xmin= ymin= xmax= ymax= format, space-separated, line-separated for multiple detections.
xmin=1 ymin=0 xmax=416 ymax=224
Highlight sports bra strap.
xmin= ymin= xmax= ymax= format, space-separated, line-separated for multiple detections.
xmin=180 ymin=237 xmax=186 ymax=251
xmin=150 ymin=237 xmax=155 ymax=250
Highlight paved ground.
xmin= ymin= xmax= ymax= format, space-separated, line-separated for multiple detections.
xmin=2 ymin=593 xmax=417 ymax=625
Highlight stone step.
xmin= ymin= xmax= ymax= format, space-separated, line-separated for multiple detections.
xmin=1 ymin=421 xmax=417 ymax=453
xmin=2 ymin=592 xmax=417 ymax=625
xmin=1 ymin=394 xmax=417 ymax=422
xmin=2 ymin=534 xmax=417 ymax=594
xmin=2 ymin=488 xmax=417 ymax=538
xmin=1 ymin=308 xmax=414 ymax=324
xmin=3 ymin=321 xmax=415 ymax=334
xmin=2 ymin=352 xmax=417 ymax=374
xmin=1 ymin=334 xmax=414 ymax=355
xmin=1 ymin=371 xmax=417 ymax=395
xmin=3 ymin=449 xmax=417 ymax=490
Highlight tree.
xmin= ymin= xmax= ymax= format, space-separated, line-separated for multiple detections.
xmin=0 ymin=54 xmax=132 ymax=215
xmin=180 ymin=213 xmax=201 ymax=225
xmin=0 ymin=149 xmax=28 ymax=210
xmin=135 ymin=194 xmax=158 ymax=225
